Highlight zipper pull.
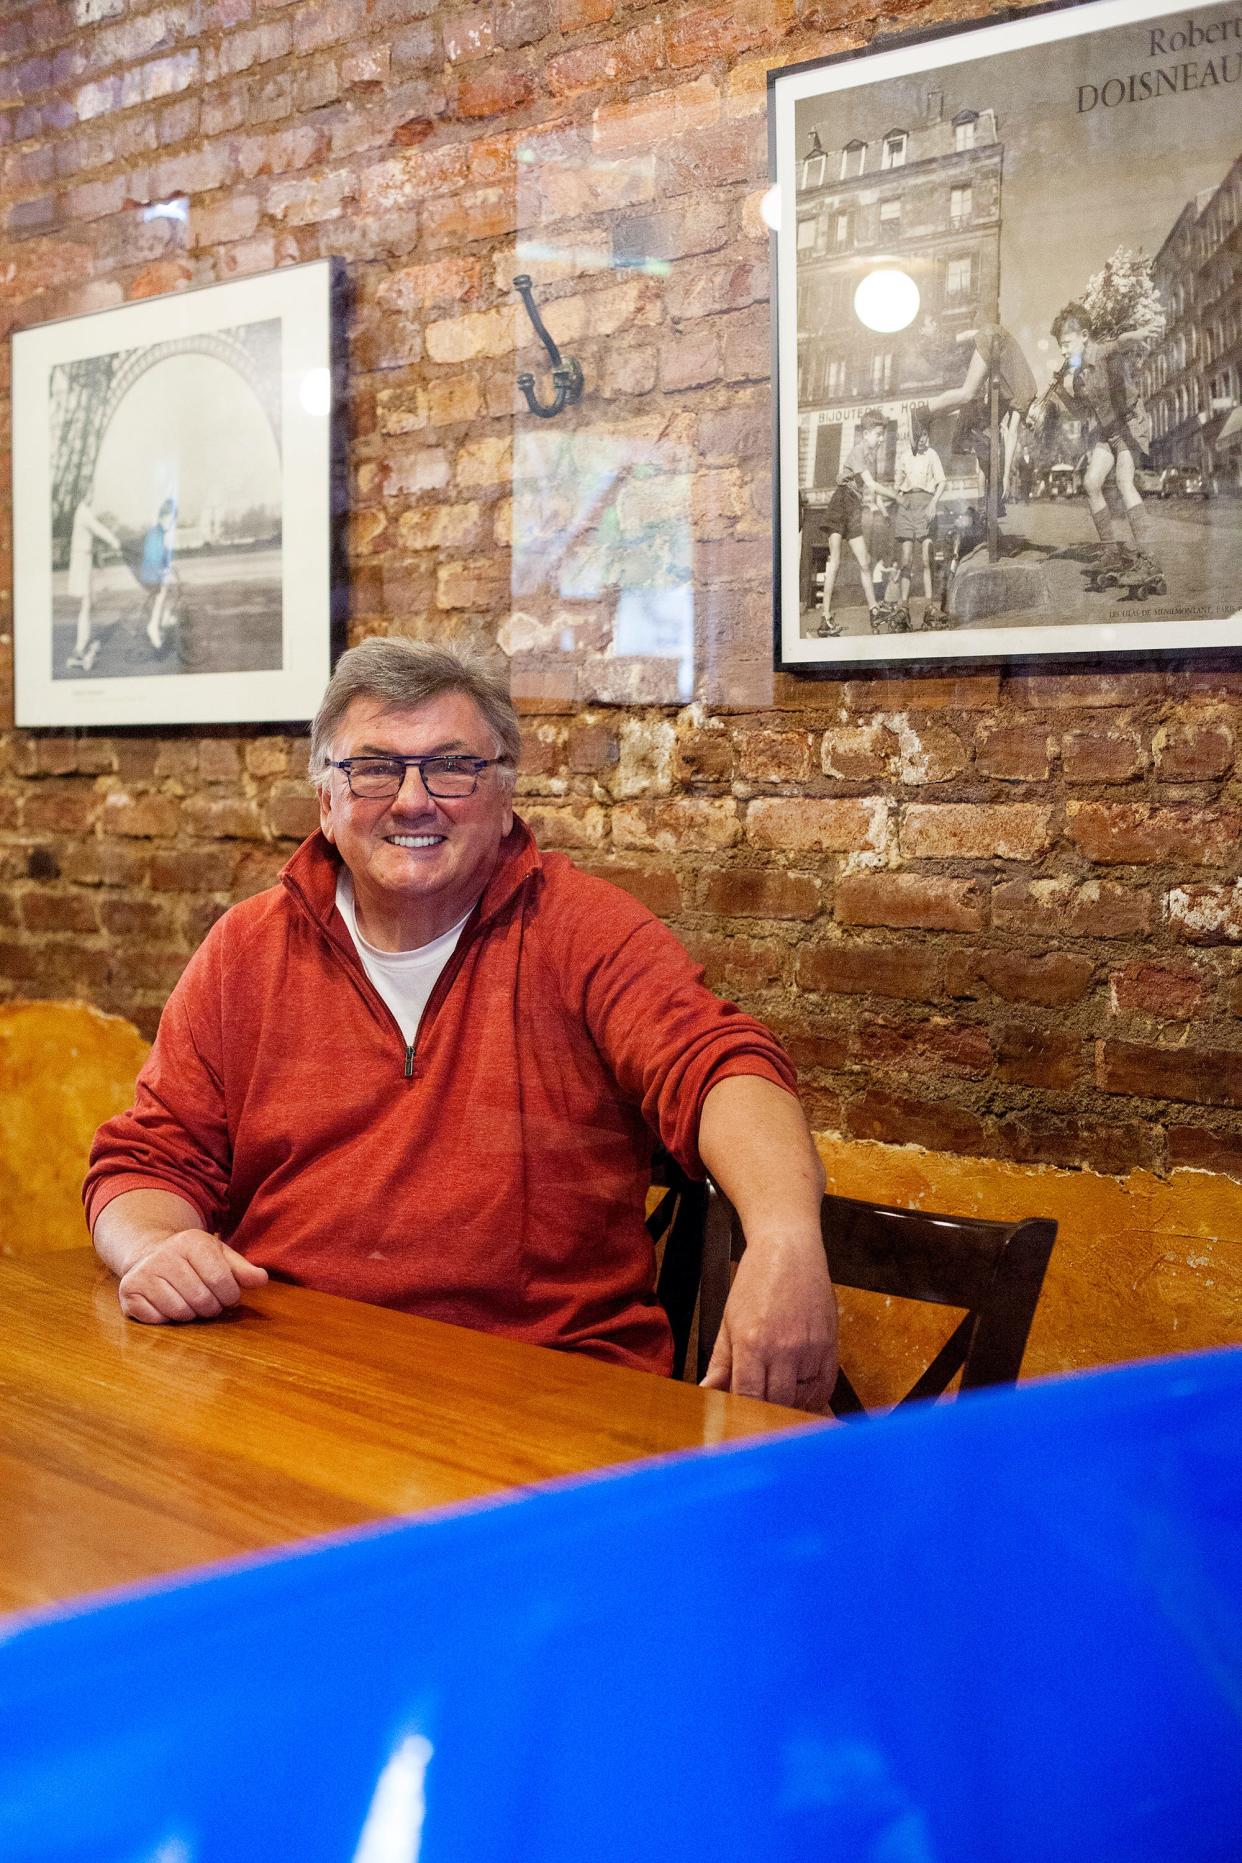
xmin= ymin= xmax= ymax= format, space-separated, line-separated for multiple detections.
xmin=404 ymin=1045 xmax=415 ymax=1079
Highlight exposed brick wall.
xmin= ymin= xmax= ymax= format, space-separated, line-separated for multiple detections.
xmin=1 ymin=0 xmax=1240 ymax=1183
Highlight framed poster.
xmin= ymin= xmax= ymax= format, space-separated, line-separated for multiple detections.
xmin=13 ymin=258 xmax=334 ymax=726
xmin=771 ymin=0 xmax=1242 ymax=670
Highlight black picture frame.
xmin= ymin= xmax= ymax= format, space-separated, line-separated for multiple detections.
xmin=770 ymin=0 xmax=1242 ymax=671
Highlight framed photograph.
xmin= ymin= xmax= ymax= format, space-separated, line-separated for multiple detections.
xmin=771 ymin=0 xmax=1242 ymax=670
xmin=13 ymin=259 xmax=334 ymax=727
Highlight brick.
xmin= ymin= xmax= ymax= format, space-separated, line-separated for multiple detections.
xmin=1167 ymin=882 xmax=1242 ymax=944
xmin=1152 ymin=715 xmax=1236 ymax=782
xmin=25 ymin=788 xmax=102 ymax=834
xmin=546 ymin=21 xmax=664 ymax=96
xmin=666 ymin=0 xmax=795 ymax=68
xmin=183 ymin=796 xmax=265 ymax=839
xmin=846 ymin=1089 xmax=991 ymax=1158
xmin=423 ymin=187 xmax=518 ymax=251
xmin=592 ymin=76 xmax=720 ymax=154
xmin=995 ymin=1024 xmax=1084 ymax=1090
xmin=98 ymin=896 xmax=175 ymax=939
xmin=522 ymin=802 xmax=608 ymax=848
xmin=376 ymin=385 xmax=429 ymax=436
xmin=1097 ymin=1039 xmax=1242 ymax=1109
xmin=198 ymin=740 xmax=243 ymax=783
xmin=19 ymin=890 xmax=98 ymax=935
xmin=580 ymin=862 xmax=681 ymax=917
xmin=836 ymin=874 xmax=984 ymax=934
xmin=704 ymin=867 xmax=820 ymax=920
xmin=857 ymin=1015 xmax=993 ymax=1080
xmin=734 ymin=730 xmax=814 ymax=784
xmin=425 ymin=305 xmax=518 ymax=364
xmin=396 ymin=502 xmax=486 ymax=552
xmin=376 ymin=256 xmax=484 ymax=316
xmin=1011 ymin=672 xmax=1165 ymax=710
xmin=613 ymin=799 xmax=740 ymax=851
xmin=745 ymin=797 xmax=885 ymax=853
xmin=797 ymin=942 xmax=942 ymax=1001
xmin=1061 ymin=725 xmax=1145 ymax=784
xmin=767 ymin=1017 xmax=851 ymax=1073
xmin=841 ymin=675 xmax=1001 ymax=713
xmin=674 ymin=726 xmax=733 ymax=783
xmin=894 ymin=723 xmax=968 ymax=787
xmin=342 ymin=45 xmax=392 ymax=87
xmin=601 ymin=344 xmax=659 ymax=398
xmin=684 ymin=929 xmax=787 ymax=994
xmin=293 ymin=0 xmax=366 ymax=52
xmin=974 ymin=723 xmax=1053 ymax=782
xmin=1110 ymin=961 xmax=1204 ymax=1021
xmin=59 ymin=843 xmax=150 ymax=889
xmin=437 ymin=556 xmax=511 ymax=609
xmin=820 ymin=724 xmax=898 ymax=782
xmin=455 ymin=436 xmax=512 ymax=488
xmin=1068 ymin=803 xmax=1242 ymax=865
xmin=974 ymin=950 xmax=1095 ymax=1007
xmin=559 ymin=0 xmax=612 ymax=26
xmin=901 ymin=803 xmax=1052 ymax=862
xmin=455 ymin=63 xmax=535 ymax=118
xmin=149 ymin=848 xmax=238 ymax=891
xmin=426 ymin=373 xmax=483 ymax=427
xmin=1166 ymin=1127 xmax=1242 ymax=1177
xmin=496 ymin=0 xmax=554 ymax=49
xmin=993 ymin=877 xmax=1151 ymax=940
xmin=269 ymin=793 xmax=319 ymax=840
xmin=998 ymin=1113 xmax=1159 ymax=1178
xmin=248 ymin=758 xmax=303 ymax=802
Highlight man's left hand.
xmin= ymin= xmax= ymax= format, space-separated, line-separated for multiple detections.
xmin=700 ymin=1234 xmax=838 ymax=1414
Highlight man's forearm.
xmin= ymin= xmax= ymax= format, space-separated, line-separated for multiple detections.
xmin=697 ymin=1076 xmax=825 ymax=1253
xmin=92 ymin=1187 xmax=207 ymax=1279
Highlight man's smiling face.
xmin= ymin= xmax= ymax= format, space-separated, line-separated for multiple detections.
xmin=318 ymin=691 xmax=514 ymax=951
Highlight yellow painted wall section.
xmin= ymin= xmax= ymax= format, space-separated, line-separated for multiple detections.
xmin=819 ymin=1135 xmax=1242 ymax=1399
xmin=0 ymin=1000 xmax=150 ymax=1256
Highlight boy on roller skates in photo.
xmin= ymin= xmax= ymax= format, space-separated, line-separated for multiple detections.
xmin=1043 ymin=303 xmax=1165 ymax=598
xmin=816 ymin=409 xmax=900 ymax=638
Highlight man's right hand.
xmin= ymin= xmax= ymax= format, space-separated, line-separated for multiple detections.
xmin=117 ymin=1231 xmax=268 ymax=1324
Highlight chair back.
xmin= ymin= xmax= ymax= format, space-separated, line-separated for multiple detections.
xmin=656 ymin=1158 xmax=1056 ymax=1416
xmin=821 ymin=1193 xmax=1057 ymax=1416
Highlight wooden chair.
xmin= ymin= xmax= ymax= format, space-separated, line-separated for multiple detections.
xmin=652 ymin=1155 xmax=1056 ymax=1416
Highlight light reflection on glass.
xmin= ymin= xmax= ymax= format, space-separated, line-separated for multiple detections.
xmin=352 ymin=1732 xmax=434 ymax=1863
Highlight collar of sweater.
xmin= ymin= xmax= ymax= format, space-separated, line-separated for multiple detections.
xmin=278 ymin=815 xmax=543 ymax=949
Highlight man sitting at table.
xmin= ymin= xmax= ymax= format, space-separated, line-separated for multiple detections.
xmin=86 ymin=641 xmax=837 ymax=1411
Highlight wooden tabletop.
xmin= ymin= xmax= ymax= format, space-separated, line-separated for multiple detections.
xmin=0 ymin=1250 xmax=815 ymax=1617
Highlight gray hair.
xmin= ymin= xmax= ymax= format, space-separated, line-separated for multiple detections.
xmin=308 ymin=638 xmax=521 ymax=784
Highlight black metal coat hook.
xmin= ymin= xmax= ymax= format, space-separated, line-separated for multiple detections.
xmin=513 ymin=274 xmax=583 ymax=419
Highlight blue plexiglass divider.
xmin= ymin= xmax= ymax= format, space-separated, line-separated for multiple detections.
xmin=2 ymin=1348 xmax=1241 ymax=1863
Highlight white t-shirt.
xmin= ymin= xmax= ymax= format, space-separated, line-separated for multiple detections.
xmin=334 ymin=872 xmax=474 ymax=1049
xmin=896 ymin=446 xmax=946 ymax=496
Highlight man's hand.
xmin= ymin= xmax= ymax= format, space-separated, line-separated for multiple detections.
xmin=695 ymin=1075 xmax=840 ymax=1414
xmin=119 ymin=1230 xmax=268 ymax=1323
xmin=116 ymin=1229 xmax=268 ymax=1324
xmin=94 ymin=1188 xmax=268 ymax=1323
xmin=700 ymin=1235 xmax=838 ymax=1413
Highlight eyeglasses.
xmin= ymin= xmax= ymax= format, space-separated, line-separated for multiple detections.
xmin=327 ymin=754 xmax=506 ymax=800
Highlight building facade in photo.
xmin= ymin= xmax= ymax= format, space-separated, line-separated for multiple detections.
xmin=794 ymin=92 xmax=1002 ymax=490
xmin=1144 ymin=154 xmax=1242 ymax=491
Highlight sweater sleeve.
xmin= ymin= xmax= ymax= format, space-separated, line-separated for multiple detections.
xmin=546 ymin=864 xmax=800 ymax=1179
xmin=82 ymin=929 xmax=234 ymax=1236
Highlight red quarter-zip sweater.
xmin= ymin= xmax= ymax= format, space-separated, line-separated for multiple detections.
xmin=85 ymin=822 xmax=799 ymax=1373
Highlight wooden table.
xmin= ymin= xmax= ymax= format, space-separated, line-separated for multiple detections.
xmin=0 ymin=1250 xmax=813 ymax=1617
